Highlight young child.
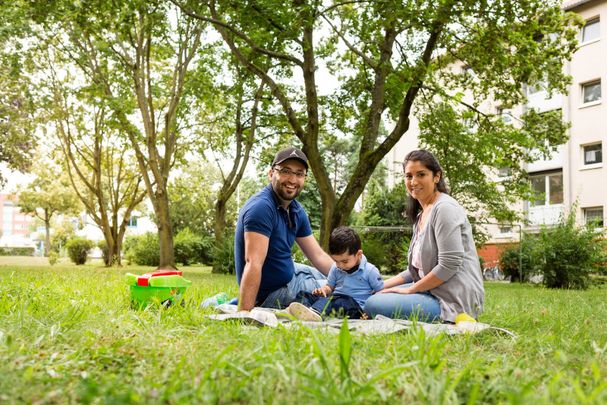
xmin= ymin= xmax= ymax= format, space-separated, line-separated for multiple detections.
xmin=287 ymin=226 xmax=384 ymax=321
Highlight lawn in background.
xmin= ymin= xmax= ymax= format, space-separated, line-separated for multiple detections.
xmin=1 ymin=258 xmax=606 ymax=404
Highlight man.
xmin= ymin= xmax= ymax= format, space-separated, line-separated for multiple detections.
xmin=234 ymin=146 xmax=334 ymax=311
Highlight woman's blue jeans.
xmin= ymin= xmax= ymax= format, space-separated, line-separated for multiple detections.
xmin=364 ymin=283 xmax=441 ymax=322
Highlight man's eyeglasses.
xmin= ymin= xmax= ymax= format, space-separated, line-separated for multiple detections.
xmin=273 ymin=166 xmax=307 ymax=179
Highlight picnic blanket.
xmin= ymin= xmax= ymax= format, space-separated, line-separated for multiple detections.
xmin=205 ymin=304 xmax=516 ymax=338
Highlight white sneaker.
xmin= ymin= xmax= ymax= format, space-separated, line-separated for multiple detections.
xmin=287 ymin=302 xmax=322 ymax=322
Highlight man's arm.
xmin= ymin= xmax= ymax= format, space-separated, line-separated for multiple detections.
xmin=295 ymin=235 xmax=333 ymax=276
xmin=239 ymin=231 xmax=270 ymax=311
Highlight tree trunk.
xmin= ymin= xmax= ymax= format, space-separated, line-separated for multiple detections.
xmin=212 ymin=198 xmax=228 ymax=273
xmin=113 ymin=236 xmax=122 ymax=266
xmin=102 ymin=231 xmax=122 ymax=267
xmin=155 ymin=190 xmax=176 ymax=269
xmin=105 ymin=237 xmax=116 ymax=266
xmin=43 ymin=209 xmax=51 ymax=257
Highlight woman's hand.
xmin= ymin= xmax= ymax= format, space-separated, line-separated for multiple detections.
xmin=379 ymin=286 xmax=412 ymax=294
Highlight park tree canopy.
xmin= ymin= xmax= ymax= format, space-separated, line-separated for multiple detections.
xmin=18 ymin=163 xmax=81 ymax=257
xmin=4 ymin=0 xmax=582 ymax=262
xmin=18 ymin=0 xmax=211 ymax=268
xmin=0 ymin=4 xmax=36 ymax=185
xmin=178 ymin=0 xmax=580 ymax=246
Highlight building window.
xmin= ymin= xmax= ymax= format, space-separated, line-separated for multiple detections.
xmin=582 ymin=81 xmax=601 ymax=104
xmin=527 ymin=82 xmax=545 ymax=95
xmin=583 ymin=143 xmax=602 ymax=165
xmin=128 ymin=216 xmax=138 ymax=228
xmin=499 ymin=225 xmax=513 ymax=234
xmin=530 ymin=171 xmax=563 ymax=206
xmin=584 ymin=207 xmax=604 ymax=227
xmin=497 ymin=167 xmax=511 ymax=178
xmin=581 ymin=18 xmax=600 ymax=44
xmin=498 ymin=107 xmax=513 ymax=124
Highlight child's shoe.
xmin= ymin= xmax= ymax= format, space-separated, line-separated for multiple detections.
xmin=287 ymin=302 xmax=322 ymax=322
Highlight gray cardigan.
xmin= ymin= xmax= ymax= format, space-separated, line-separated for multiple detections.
xmin=399 ymin=193 xmax=485 ymax=322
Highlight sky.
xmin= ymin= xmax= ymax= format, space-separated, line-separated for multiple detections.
xmin=0 ymin=163 xmax=33 ymax=194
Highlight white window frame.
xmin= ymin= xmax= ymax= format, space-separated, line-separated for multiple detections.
xmin=580 ymin=17 xmax=600 ymax=45
xmin=529 ymin=171 xmax=564 ymax=207
xmin=128 ymin=216 xmax=138 ymax=228
xmin=580 ymin=80 xmax=602 ymax=107
xmin=581 ymin=142 xmax=603 ymax=169
xmin=584 ymin=206 xmax=604 ymax=228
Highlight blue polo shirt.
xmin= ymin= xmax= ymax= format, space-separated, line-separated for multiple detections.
xmin=235 ymin=185 xmax=312 ymax=303
xmin=327 ymin=255 xmax=384 ymax=308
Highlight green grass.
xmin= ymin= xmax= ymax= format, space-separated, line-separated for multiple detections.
xmin=1 ymin=257 xmax=606 ymax=404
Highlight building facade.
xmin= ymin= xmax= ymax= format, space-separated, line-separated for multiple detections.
xmin=0 ymin=193 xmax=35 ymax=247
xmin=386 ymin=0 xmax=606 ymax=266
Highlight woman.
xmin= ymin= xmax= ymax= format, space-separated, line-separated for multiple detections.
xmin=364 ymin=150 xmax=484 ymax=322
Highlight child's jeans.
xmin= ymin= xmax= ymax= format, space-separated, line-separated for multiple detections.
xmin=294 ymin=291 xmax=365 ymax=319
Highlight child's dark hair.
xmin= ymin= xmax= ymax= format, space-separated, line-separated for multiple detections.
xmin=329 ymin=226 xmax=361 ymax=255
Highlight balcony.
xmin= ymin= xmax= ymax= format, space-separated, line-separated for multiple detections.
xmin=527 ymin=204 xmax=564 ymax=226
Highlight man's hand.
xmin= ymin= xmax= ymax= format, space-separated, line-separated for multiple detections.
xmin=312 ymin=285 xmax=332 ymax=297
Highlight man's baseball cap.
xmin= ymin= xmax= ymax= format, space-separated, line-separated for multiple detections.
xmin=272 ymin=147 xmax=308 ymax=170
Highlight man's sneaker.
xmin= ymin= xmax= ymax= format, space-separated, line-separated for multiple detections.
xmin=287 ymin=302 xmax=322 ymax=322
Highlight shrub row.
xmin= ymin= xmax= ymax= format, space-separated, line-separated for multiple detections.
xmin=0 ymin=247 xmax=36 ymax=256
xmin=499 ymin=210 xmax=607 ymax=289
xmin=124 ymin=229 xmax=214 ymax=267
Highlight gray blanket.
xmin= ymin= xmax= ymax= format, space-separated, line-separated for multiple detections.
xmin=205 ymin=304 xmax=516 ymax=338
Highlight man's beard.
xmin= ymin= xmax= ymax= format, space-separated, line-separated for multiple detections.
xmin=273 ymin=182 xmax=301 ymax=202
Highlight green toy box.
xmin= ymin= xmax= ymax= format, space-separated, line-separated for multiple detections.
xmin=125 ymin=270 xmax=192 ymax=307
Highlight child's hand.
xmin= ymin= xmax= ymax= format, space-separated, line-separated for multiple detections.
xmin=313 ymin=286 xmax=330 ymax=297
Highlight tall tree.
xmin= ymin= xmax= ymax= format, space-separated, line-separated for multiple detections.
xmin=46 ymin=71 xmax=147 ymax=266
xmin=188 ymin=61 xmax=268 ymax=271
xmin=26 ymin=0 xmax=207 ymax=268
xmin=18 ymin=164 xmax=80 ymax=257
xmin=0 ymin=4 xmax=36 ymax=185
xmin=178 ymin=0 xmax=580 ymax=247
xmin=28 ymin=50 xmax=148 ymax=266
xmin=168 ymin=163 xmax=224 ymax=237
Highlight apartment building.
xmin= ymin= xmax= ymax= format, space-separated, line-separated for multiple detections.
xmin=0 ymin=193 xmax=35 ymax=247
xmin=386 ymin=0 xmax=606 ymax=265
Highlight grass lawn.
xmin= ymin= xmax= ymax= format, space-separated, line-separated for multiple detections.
xmin=1 ymin=257 xmax=606 ymax=404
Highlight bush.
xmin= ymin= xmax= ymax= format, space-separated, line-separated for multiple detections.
xmin=499 ymin=237 xmax=538 ymax=282
xmin=50 ymin=220 xmax=75 ymax=254
xmin=358 ymin=229 xmax=410 ymax=275
xmin=213 ymin=233 xmax=235 ymax=274
xmin=124 ymin=233 xmax=160 ymax=267
xmin=65 ymin=237 xmax=95 ymax=265
xmin=0 ymin=247 xmax=35 ymax=256
xmin=98 ymin=240 xmax=110 ymax=266
xmin=48 ymin=251 xmax=59 ymax=265
xmin=535 ymin=211 xmax=607 ymax=290
xmin=174 ymin=228 xmax=214 ymax=266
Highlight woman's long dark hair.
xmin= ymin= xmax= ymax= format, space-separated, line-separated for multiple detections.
xmin=403 ymin=150 xmax=450 ymax=225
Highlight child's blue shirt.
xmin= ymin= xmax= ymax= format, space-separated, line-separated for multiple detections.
xmin=327 ymin=254 xmax=384 ymax=308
